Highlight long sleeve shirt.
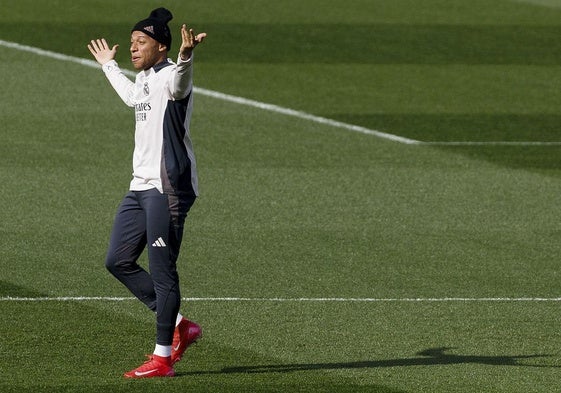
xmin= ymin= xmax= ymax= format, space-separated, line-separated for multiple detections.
xmin=101 ymin=55 xmax=198 ymax=197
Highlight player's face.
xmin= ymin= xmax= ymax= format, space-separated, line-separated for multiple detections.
xmin=130 ymin=31 xmax=167 ymax=70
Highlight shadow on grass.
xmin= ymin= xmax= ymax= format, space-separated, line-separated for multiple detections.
xmin=180 ymin=347 xmax=556 ymax=376
xmin=0 ymin=280 xmax=48 ymax=297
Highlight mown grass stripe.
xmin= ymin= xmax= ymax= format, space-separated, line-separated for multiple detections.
xmin=4 ymin=38 xmax=558 ymax=147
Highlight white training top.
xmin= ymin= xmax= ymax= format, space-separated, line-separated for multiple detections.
xmin=101 ymin=55 xmax=198 ymax=197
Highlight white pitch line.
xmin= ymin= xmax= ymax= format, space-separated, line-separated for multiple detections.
xmin=425 ymin=141 xmax=561 ymax=146
xmin=0 ymin=38 xmax=420 ymax=145
xmin=2 ymin=296 xmax=561 ymax=302
xmin=190 ymin=87 xmax=421 ymax=144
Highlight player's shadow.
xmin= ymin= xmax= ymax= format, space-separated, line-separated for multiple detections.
xmin=180 ymin=347 xmax=556 ymax=376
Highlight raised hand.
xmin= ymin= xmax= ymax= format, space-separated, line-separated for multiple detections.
xmin=179 ymin=24 xmax=206 ymax=61
xmin=88 ymin=38 xmax=119 ymax=65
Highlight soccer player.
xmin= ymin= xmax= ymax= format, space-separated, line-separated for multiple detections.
xmin=87 ymin=8 xmax=207 ymax=378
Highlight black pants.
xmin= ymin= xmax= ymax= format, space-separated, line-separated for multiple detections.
xmin=105 ymin=188 xmax=195 ymax=345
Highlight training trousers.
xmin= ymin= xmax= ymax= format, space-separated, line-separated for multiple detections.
xmin=105 ymin=188 xmax=195 ymax=345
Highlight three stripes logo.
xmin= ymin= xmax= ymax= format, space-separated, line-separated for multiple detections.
xmin=152 ymin=237 xmax=167 ymax=248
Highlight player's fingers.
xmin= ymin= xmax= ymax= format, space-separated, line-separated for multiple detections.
xmin=90 ymin=39 xmax=101 ymax=52
xmin=189 ymin=28 xmax=195 ymax=45
xmin=195 ymin=33 xmax=207 ymax=44
xmin=181 ymin=24 xmax=188 ymax=42
xmin=94 ymin=39 xmax=103 ymax=51
xmin=97 ymin=39 xmax=108 ymax=50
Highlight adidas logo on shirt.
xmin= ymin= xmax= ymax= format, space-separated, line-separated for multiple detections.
xmin=152 ymin=237 xmax=167 ymax=247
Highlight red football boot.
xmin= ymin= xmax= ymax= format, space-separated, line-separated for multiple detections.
xmin=124 ymin=354 xmax=175 ymax=379
xmin=171 ymin=318 xmax=202 ymax=364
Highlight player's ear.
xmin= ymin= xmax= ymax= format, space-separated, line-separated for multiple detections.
xmin=158 ymin=43 xmax=167 ymax=53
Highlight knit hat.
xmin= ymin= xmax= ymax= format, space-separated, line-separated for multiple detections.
xmin=132 ymin=8 xmax=173 ymax=50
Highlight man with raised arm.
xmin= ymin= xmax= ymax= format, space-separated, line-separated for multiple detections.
xmin=88 ymin=7 xmax=206 ymax=378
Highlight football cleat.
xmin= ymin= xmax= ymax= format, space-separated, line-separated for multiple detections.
xmin=171 ymin=318 xmax=202 ymax=364
xmin=124 ymin=354 xmax=175 ymax=378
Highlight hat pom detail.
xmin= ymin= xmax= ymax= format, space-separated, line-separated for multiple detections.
xmin=149 ymin=7 xmax=173 ymax=23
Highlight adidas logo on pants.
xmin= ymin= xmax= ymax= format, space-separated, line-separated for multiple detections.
xmin=152 ymin=237 xmax=167 ymax=247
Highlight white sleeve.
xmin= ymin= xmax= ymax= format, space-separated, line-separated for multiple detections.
xmin=170 ymin=54 xmax=194 ymax=100
xmin=102 ymin=60 xmax=135 ymax=107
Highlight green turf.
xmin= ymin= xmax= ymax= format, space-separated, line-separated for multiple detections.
xmin=1 ymin=300 xmax=560 ymax=392
xmin=2 ymin=0 xmax=561 ymax=392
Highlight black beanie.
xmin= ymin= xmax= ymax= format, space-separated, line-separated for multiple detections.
xmin=132 ymin=8 xmax=173 ymax=50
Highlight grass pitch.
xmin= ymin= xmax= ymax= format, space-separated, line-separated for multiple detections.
xmin=2 ymin=1 xmax=561 ymax=392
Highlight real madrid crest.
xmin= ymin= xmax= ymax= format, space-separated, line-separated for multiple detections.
xmin=143 ymin=82 xmax=150 ymax=96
